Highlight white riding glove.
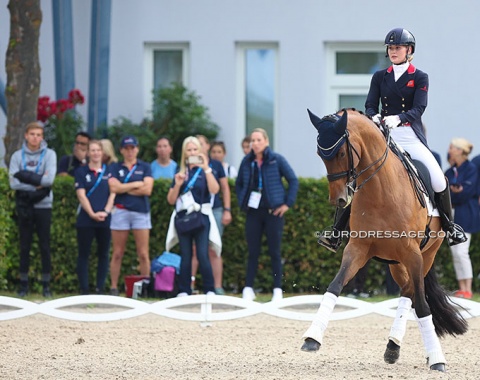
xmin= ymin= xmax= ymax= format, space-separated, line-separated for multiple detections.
xmin=372 ymin=114 xmax=382 ymax=124
xmin=384 ymin=115 xmax=401 ymax=129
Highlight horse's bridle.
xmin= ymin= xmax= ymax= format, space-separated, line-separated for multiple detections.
xmin=323 ymin=118 xmax=391 ymax=194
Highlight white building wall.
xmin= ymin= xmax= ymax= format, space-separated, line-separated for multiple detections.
xmin=1 ymin=0 xmax=479 ymax=177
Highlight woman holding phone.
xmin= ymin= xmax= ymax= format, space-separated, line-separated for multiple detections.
xmin=166 ymin=136 xmax=220 ymax=296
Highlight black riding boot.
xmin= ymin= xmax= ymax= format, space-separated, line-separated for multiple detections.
xmin=434 ymin=187 xmax=467 ymax=246
xmin=317 ymin=205 xmax=351 ymax=252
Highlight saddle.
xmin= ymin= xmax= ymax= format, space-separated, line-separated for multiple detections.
xmin=388 ymin=139 xmax=434 ymax=208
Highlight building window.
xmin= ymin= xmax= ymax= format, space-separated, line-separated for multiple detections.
xmin=326 ymin=43 xmax=390 ymax=112
xmin=237 ymin=43 xmax=278 ymax=148
xmin=143 ymin=43 xmax=189 ymax=115
xmin=153 ymin=50 xmax=183 ymax=90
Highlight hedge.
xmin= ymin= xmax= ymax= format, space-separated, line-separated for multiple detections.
xmin=0 ymin=168 xmax=478 ymax=295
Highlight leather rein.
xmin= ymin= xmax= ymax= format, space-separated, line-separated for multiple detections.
xmin=325 ymin=119 xmax=391 ymax=193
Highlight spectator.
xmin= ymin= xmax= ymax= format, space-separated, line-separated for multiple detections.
xmin=9 ymin=121 xmax=57 ymax=297
xmin=241 ymin=135 xmax=252 ymax=155
xmin=190 ymin=135 xmax=231 ymax=295
xmin=57 ymin=131 xmax=91 ymax=176
xmin=151 ymin=136 xmax=178 ymax=180
xmin=100 ymin=138 xmax=118 ymax=165
xmin=470 ymin=153 xmax=480 ymax=201
xmin=108 ymin=136 xmax=154 ymax=296
xmin=444 ymin=138 xmax=480 ymax=299
xmin=235 ymin=128 xmax=298 ymax=301
xmin=210 ymin=141 xmax=238 ymax=179
xmin=75 ymin=140 xmax=116 ymax=295
xmin=166 ymin=136 xmax=220 ymax=296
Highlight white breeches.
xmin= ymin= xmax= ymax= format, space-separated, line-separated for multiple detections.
xmin=391 ymin=127 xmax=446 ymax=192
xmin=450 ymin=232 xmax=473 ymax=280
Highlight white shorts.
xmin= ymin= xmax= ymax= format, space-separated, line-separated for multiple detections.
xmin=450 ymin=232 xmax=473 ymax=280
xmin=110 ymin=207 xmax=152 ymax=230
xmin=391 ymin=127 xmax=446 ymax=192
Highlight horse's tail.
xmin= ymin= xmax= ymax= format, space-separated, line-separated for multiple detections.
xmin=425 ymin=266 xmax=468 ymax=337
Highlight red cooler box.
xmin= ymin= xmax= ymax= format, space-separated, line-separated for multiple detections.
xmin=124 ymin=275 xmax=149 ymax=298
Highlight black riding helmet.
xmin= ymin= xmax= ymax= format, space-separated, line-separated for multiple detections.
xmin=384 ymin=28 xmax=415 ymax=57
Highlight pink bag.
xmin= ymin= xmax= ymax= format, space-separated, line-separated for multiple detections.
xmin=155 ymin=266 xmax=176 ymax=292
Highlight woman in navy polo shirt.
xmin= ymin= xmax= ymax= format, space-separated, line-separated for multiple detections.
xmin=108 ymin=136 xmax=154 ymax=296
xmin=167 ymin=136 xmax=220 ymax=296
xmin=75 ymin=140 xmax=115 ymax=294
xmin=235 ymin=128 xmax=298 ymax=302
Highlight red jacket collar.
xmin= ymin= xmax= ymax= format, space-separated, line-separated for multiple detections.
xmin=387 ymin=64 xmax=416 ymax=73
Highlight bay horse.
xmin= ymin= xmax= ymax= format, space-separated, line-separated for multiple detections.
xmin=302 ymin=108 xmax=468 ymax=372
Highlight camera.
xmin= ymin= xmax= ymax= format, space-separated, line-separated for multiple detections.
xmin=187 ymin=155 xmax=203 ymax=165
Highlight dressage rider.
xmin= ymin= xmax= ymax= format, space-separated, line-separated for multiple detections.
xmin=318 ymin=28 xmax=467 ymax=252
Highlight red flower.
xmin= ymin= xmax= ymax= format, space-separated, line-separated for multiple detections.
xmin=56 ymin=99 xmax=74 ymax=114
xmin=68 ymin=89 xmax=85 ymax=105
xmin=37 ymin=89 xmax=85 ymax=122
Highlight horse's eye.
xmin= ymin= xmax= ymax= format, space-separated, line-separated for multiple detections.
xmin=339 ymin=151 xmax=346 ymax=158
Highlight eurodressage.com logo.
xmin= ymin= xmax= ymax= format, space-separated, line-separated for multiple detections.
xmin=314 ymin=230 xmax=453 ymax=239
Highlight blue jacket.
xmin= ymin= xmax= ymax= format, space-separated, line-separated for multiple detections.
xmin=445 ymin=160 xmax=480 ymax=233
xmin=365 ymin=64 xmax=429 ymax=147
xmin=235 ymin=147 xmax=298 ymax=211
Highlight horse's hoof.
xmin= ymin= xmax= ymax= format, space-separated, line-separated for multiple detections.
xmin=384 ymin=340 xmax=400 ymax=364
xmin=301 ymin=338 xmax=321 ymax=352
xmin=430 ymin=363 xmax=446 ymax=372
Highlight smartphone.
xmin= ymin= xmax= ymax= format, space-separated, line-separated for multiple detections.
xmin=187 ymin=155 xmax=203 ymax=165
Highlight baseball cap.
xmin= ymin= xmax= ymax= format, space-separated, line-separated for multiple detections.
xmin=120 ymin=135 xmax=139 ymax=148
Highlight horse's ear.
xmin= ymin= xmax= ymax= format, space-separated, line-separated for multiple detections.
xmin=307 ymin=109 xmax=322 ymax=131
xmin=334 ymin=111 xmax=348 ymax=134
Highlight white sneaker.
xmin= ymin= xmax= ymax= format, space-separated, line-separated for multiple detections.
xmin=177 ymin=292 xmax=188 ymax=297
xmin=206 ymin=291 xmax=215 ymax=296
xmin=242 ymin=286 xmax=256 ymax=301
xmin=271 ymin=288 xmax=283 ymax=302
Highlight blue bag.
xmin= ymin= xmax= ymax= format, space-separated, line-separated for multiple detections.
xmin=151 ymin=251 xmax=181 ymax=274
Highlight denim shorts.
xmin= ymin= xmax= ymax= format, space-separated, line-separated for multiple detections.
xmin=110 ymin=207 xmax=152 ymax=230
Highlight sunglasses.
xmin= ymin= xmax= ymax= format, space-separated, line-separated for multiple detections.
xmin=75 ymin=141 xmax=88 ymax=146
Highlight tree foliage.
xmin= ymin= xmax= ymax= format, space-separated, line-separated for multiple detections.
xmin=105 ymin=83 xmax=219 ymax=163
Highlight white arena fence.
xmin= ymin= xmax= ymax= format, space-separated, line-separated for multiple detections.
xmin=1 ymin=294 xmax=479 ymax=323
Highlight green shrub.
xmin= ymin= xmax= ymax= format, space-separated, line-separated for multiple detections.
xmin=0 ymin=168 xmax=477 ymax=295
xmin=104 ymin=83 xmax=219 ymax=164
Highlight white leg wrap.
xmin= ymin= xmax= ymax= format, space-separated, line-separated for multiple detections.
xmin=302 ymin=292 xmax=338 ymax=345
xmin=388 ymin=297 xmax=412 ymax=346
xmin=415 ymin=314 xmax=446 ymax=366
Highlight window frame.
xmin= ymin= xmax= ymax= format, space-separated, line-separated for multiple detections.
xmin=143 ymin=42 xmax=190 ymax=116
xmin=325 ymin=42 xmax=386 ymax=112
xmin=235 ymin=42 xmax=279 ymax=150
